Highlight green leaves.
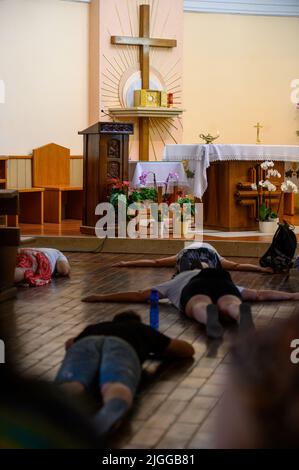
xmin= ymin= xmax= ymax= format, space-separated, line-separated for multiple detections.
xmin=259 ymin=203 xmax=277 ymax=221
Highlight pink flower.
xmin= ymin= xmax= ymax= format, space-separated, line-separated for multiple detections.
xmin=139 ymin=171 xmax=149 ymax=186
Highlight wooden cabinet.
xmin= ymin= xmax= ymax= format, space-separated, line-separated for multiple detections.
xmin=79 ymin=122 xmax=134 ymax=234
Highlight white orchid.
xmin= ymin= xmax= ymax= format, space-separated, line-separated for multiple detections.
xmin=259 ymin=180 xmax=276 ymax=192
xmin=261 ymin=161 xmax=274 ymax=170
xmin=281 ymin=180 xmax=298 ymax=193
xmin=266 ymin=169 xmax=281 ymax=179
xmin=251 ymin=183 xmax=257 ymax=190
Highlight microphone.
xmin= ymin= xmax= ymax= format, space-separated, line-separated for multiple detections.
xmin=101 ymin=109 xmax=116 ymax=122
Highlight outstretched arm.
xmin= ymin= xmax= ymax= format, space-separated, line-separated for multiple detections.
xmin=82 ymin=289 xmax=163 ymax=303
xmin=241 ymin=288 xmax=299 ymax=302
xmin=114 ymin=255 xmax=176 ymax=268
xmin=221 ymin=258 xmax=273 ymax=274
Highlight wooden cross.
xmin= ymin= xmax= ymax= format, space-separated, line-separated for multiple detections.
xmin=254 ymin=122 xmax=263 ymax=144
xmin=111 ymin=4 xmax=177 ymax=160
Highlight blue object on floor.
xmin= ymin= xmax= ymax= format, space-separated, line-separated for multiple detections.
xmin=150 ymin=289 xmax=159 ymax=330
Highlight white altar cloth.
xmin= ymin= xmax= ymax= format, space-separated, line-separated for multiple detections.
xmin=163 ymin=144 xmax=299 ymax=198
xmin=129 ymin=161 xmax=190 ymax=189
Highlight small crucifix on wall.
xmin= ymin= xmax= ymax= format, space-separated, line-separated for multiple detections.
xmin=254 ymin=122 xmax=264 ymax=144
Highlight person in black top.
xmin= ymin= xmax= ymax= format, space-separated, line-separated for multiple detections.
xmin=55 ymin=311 xmax=194 ymax=437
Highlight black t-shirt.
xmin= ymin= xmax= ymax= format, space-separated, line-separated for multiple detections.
xmin=74 ymin=320 xmax=171 ymax=364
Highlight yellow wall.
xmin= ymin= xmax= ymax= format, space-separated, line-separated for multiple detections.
xmin=0 ymin=0 xmax=89 ymax=155
xmin=183 ymin=13 xmax=299 ymax=145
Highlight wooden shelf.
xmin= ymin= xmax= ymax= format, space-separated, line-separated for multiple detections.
xmin=0 ymin=179 xmax=6 ymax=183
xmin=109 ymin=107 xmax=184 ymax=118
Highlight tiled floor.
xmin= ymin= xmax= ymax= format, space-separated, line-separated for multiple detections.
xmin=2 ymin=252 xmax=299 ymax=449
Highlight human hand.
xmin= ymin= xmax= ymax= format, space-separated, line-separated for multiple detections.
xmin=260 ymin=267 xmax=274 ymax=273
xmin=112 ymin=261 xmax=127 ymax=267
xmin=65 ymin=338 xmax=75 ymax=350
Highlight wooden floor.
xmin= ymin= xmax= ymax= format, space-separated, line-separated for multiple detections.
xmin=2 ymin=253 xmax=299 ymax=449
xmin=19 ymin=214 xmax=299 ymax=242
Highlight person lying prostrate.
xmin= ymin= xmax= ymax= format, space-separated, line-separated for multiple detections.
xmin=114 ymin=241 xmax=273 ymax=274
xmin=82 ymin=266 xmax=299 ymax=339
xmin=14 ymin=248 xmax=70 ymax=287
xmin=55 ymin=311 xmax=194 ymax=438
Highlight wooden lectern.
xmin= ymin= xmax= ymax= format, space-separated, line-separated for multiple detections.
xmin=79 ymin=122 xmax=134 ymax=235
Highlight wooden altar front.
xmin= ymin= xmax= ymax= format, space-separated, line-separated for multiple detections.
xmin=203 ymin=160 xmax=285 ymax=231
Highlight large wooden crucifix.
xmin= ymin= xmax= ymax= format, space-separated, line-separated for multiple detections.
xmin=111 ymin=4 xmax=177 ymax=161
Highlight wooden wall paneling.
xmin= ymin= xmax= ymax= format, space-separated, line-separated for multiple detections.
xmin=7 ymin=159 xmax=18 ymax=189
xmin=70 ymin=158 xmax=83 ymax=187
xmin=17 ymin=159 xmax=26 ymax=189
xmin=25 ymin=159 xmax=32 ymax=188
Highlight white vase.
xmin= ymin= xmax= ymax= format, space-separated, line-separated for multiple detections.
xmin=259 ymin=218 xmax=279 ymax=234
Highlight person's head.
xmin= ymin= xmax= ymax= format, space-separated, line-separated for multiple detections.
xmin=113 ymin=311 xmax=142 ymax=323
xmin=217 ymin=314 xmax=299 ymax=448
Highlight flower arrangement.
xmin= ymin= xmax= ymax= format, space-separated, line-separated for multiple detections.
xmin=281 ymin=180 xmax=298 ymax=194
xmin=258 ymin=161 xmax=281 ymax=222
xmin=139 ymin=171 xmax=157 ymax=188
xmin=165 ymin=171 xmax=179 ymax=193
xmin=256 ymin=161 xmax=298 ymax=223
xmin=108 ymin=178 xmax=130 ymax=207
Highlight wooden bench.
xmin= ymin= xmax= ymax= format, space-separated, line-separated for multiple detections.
xmin=43 ymin=185 xmax=82 ymax=224
xmin=16 ymin=188 xmax=44 ymax=225
xmin=3 ymin=155 xmax=45 ymax=225
xmin=33 ymin=143 xmax=83 ymax=224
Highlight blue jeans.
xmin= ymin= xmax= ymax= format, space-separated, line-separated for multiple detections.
xmin=55 ymin=336 xmax=141 ymax=395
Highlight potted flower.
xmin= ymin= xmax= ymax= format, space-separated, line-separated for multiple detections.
xmin=139 ymin=171 xmax=158 ymax=207
xmin=108 ymin=178 xmax=130 ymax=208
xmin=170 ymin=195 xmax=195 ymax=237
xmin=257 ymin=161 xmax=281 ymax=233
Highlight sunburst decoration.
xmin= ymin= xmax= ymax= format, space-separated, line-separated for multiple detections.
xmin=100 ymin=0 xmax=183 ymax=160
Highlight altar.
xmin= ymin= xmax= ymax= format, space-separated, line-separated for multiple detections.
xmin=164 ymin=143 xmax=299 ymax=231
xmin=129 ymin=161 xmax=189 ymax=189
